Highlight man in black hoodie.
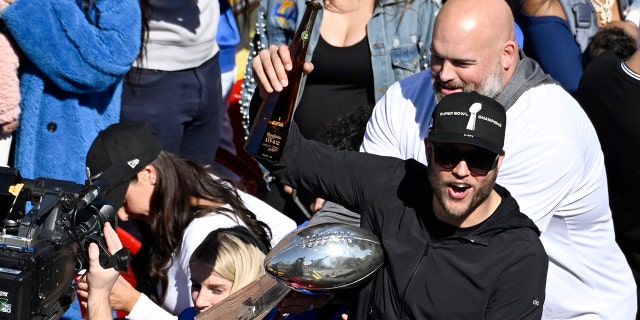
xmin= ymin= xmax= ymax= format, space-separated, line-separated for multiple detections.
xmin=262 ymin=91 xmax=548 ymax=319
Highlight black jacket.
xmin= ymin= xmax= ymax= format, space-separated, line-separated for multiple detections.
xmin=265 ymin=124 xmax=548 ymax=320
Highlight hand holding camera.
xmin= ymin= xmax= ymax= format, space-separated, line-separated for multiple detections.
xmin=74 ymin=202 xmax=130 ymax=271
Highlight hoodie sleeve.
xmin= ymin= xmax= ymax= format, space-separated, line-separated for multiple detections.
xmin=2 ymin=0 xmax=141 ymax=93
xmin=485 ymin=232 xmax=548 ymax=320
xmin=261 ymin=122 xmax=406 ymax=218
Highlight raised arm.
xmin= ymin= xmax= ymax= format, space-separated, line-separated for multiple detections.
xmin=261 ymin=122 xmax=403 ymax=215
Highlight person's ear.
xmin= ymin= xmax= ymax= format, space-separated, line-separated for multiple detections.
xmin=137 ymin=165 xmax=157 ymax=185
xmin=502 ymin=40 xmax=518 ymax=70
xmin=495 ymin=151 xmax=505 ymax=171
xmin=424 ymin=139 xmax=436 ymax=165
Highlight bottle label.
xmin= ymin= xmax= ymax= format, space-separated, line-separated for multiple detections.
xmin=260 ymin=124 xmax=285 ymax=158
xmin=265 ymin=132 xmax=282 ymax=147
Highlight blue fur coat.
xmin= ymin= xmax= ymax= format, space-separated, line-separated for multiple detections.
xmin=2 ymin=0 xmax=141 ymax=183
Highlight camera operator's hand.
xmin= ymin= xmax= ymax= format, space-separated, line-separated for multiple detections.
xmin=78 ymin=274 xmax=141 ymax=314
xmin=83 ymin=222 xmax=124 ymax=319
xmin=77 ymin=223 xmax=141 ymax=316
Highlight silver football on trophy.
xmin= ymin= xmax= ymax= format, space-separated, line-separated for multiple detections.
xmin=264 ymin=223 xmax=384 ymax=292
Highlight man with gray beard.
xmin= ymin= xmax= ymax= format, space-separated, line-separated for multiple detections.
xmin=355 ymin=0 xmax=638 ymax=318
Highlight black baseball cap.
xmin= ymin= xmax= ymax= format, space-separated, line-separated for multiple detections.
xmin=85 ymin=122 xmax=162 ymax=208
xmin=428 ymin=91 xmax=506 ymax=154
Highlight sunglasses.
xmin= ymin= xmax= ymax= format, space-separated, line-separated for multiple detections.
xmin=429 ymin=143 xmax=499 ymax=175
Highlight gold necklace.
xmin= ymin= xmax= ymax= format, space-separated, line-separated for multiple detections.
xmin=591 ymin=0 xmax=614 ymax=24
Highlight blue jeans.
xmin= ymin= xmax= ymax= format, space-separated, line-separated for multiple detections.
xmin=121 ymin=54 xmax=223 ymax=165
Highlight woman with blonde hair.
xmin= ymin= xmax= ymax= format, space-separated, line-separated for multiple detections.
xmin=83 ymin=225 xmax=272 ymax=320
xmin=178 ymin=226 xmax=268 ymax=318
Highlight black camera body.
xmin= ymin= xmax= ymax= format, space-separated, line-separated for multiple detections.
xmin=0 ymin=168 xmax=119 ymax=320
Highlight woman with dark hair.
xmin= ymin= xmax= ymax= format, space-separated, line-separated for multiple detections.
xmin=77 ymin=122 xmax=296 ymax=319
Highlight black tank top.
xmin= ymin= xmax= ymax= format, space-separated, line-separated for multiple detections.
xmin=294 ymin=34 xmax=375 ymax=142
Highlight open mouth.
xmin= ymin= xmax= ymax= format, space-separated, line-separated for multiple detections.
xmin=448 ymin=183 xmax=470 ymax=199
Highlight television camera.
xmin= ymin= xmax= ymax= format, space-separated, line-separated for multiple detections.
xmin=0 ymin=167 xmax=129 ymax=319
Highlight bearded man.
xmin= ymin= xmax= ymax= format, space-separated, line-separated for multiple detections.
xmin=358 ymin=0 xmax=637 ymax=318
xmin=262 ymin=91 xmax=548 ymax=319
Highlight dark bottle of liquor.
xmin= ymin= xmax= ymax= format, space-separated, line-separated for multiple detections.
xmin=244 ymin=0 xmax=322 ymax=162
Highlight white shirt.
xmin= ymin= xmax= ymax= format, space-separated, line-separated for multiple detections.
xmin=361 ymin=71 xmax=637 ymax=319
xmin=126 ymin=186 xmax=297 ymax=319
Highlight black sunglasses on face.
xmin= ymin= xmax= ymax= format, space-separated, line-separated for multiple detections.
xmin=429 ymin=143 xmax=499 ymax=175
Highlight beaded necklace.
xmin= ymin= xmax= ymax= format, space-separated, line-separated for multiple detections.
xmin=591 ymin=0 xmax=615 ymax=24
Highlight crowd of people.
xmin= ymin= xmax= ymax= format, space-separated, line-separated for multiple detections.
xmin=0 ymin=0 xmax=639 ymax=318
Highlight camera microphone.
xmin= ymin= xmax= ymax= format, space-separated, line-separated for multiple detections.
xmin=77 ymin=164 xmax=129 ymax=209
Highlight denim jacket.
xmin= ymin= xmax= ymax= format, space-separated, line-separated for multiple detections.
xmin=239 ymin=0 xmax=441 ymax=135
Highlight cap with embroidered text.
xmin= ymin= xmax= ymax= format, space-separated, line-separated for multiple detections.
xmin=428 ymin=91 xmax=506 ymax=154
xmin=85 ymin=122 xmax=162 ymax=208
